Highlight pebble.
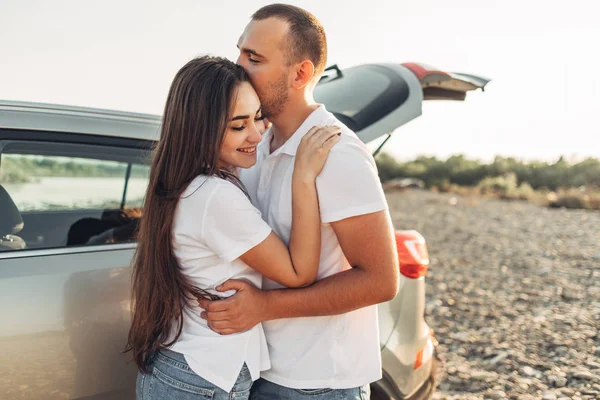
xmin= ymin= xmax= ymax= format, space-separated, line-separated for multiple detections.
xmin=559 ymin=388 xmax=575 ymax=396
xmin=548 ymin=375 xmax=568 ymax=388
xmin=488 ymin=352 xmax=509 ymax=366
xmin=521 ymin=366 xmax=543 ymax=379
xmin=572 ymin=370 xmax=598 ymax=382
xmin=485 ymin=390 xmax=507 ymax=399
xmin=472 ymin=371 xmax=500 ymax=382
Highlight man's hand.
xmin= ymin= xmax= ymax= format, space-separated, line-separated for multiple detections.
xmin=198 ymin=279 xmax=268 ymax=335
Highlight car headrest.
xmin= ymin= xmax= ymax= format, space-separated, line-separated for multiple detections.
xmin=0 ymin=185 xmax=24 ymax=236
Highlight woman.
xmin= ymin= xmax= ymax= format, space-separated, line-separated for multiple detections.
xmin=126 ymin=56 xmax=340 ymax=400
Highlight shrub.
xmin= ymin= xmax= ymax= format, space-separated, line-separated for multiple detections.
xmin=0 ymin=169 xmax=31 ymax=184
xmin=550 ymin=194 xmax=588 ymax=209
xmin=477 ymin=173 xmax=518 ymax=196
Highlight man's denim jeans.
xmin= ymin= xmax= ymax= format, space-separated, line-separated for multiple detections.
xmin=250 ymin=378 xmax=370 ymax=400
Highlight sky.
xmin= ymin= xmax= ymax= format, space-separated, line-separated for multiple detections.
xmin=1 ymin=0 xmax=599 ymax=162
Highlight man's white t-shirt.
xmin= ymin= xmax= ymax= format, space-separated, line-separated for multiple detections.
xmin=169 ymin=175 xmax=272 ymax=392
xmin=239 ymin=105 xmax=389 ymax=389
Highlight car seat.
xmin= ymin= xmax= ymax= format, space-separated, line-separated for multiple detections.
xmin=0 ymin=184 xmax=26 ymax=250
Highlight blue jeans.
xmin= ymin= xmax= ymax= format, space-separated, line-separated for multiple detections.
xmin=136 ymin=349 xmax=252 ymax=400
xmin=250 ymin=378 xmax=370 ymax=400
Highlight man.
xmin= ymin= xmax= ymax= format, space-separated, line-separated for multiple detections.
xmin=199 ymin=4 xmax=399 ymax=399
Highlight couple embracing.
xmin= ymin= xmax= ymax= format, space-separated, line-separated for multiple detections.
xmin=127 ymin=4 xmax=399 ymax=400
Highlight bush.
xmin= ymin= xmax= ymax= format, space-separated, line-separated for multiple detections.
xmin=477 ymin=173 xmax=518 ymax=196
xmin=587 ymin=193 xmax=600 ymax=210
xmin=545 ymin=187 xmax=600 ymax=210
xmin=0 ymin=169 xmax=31 ymax=184
xmin=550 ymin=194 xmax=588 ymax=209
xmin=374 ymin=153 xmax=600 ymax=192
xmin=375 ymin=153 xmax=402 ymax=183
xmin=510 ymin=182 xmax=536 ymax=201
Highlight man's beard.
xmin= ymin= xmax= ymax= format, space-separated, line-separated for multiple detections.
xmin=259 ymin=74 xmax=288 ymax=119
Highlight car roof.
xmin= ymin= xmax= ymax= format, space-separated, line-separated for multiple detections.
xmin=0 ymin=100 xmax=161 ymax=141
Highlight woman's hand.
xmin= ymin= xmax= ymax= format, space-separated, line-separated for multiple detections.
xmin=294 ymin=125 xmax=341 ymax=181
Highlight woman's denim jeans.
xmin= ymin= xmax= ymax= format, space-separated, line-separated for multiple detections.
xmin=136 ymin=349 xmax=252 ymax=400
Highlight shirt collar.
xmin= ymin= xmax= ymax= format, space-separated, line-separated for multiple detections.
xmin=259 ymin=105 xmax=331 ymax=157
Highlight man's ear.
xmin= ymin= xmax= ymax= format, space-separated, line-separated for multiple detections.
xmin=292 ymin=60 xmax=315 ymax=89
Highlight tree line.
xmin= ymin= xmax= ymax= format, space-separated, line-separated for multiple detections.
xmin=375 ymin=153 xmax=600 ymax=190
xmin=0 ymin=156 xmax=149 ymax=183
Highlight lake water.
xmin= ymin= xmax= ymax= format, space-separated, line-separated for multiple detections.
xmin=3 ymin=177 xmax=148 ymax=210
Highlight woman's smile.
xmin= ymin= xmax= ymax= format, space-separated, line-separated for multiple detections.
xmin=237 ymin=146 xmax=257 ymax=154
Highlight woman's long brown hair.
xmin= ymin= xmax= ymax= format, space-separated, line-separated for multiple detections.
xmin=125 ymin=56 xmax=248 ymax=372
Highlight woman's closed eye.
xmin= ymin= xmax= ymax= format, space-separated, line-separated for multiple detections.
xmin=231 ymin=115 xmax=266 ymax=131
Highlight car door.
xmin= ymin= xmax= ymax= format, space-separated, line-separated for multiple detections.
xmin=0 ymin=129 xmax=151 ymax=400
xmin=315 ymin=62 xmax=490 ymax=143
xmin=315 ymin=63 xmax=424 ymax=145
xmin=401 ymin=62 xmax=491 ymax=101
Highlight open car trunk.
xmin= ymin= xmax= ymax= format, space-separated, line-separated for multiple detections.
xmin=314 ymin=62 xmax=490 ymax=145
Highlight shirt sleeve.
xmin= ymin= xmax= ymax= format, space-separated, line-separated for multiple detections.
xmin=316 ymin=138 xmax=389 ymax=224
xmin=202 ymin=181 xmax=272 ymax=263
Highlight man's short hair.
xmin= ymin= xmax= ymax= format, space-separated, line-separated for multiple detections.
xmin=252 ymin=4 xmax=327 ymax=78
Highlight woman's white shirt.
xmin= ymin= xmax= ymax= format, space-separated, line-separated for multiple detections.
xmin=168 ymin=175 xmax=272 ymax=392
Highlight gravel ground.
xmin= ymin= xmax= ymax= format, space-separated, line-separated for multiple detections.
xmin=385 ymin=189 xmax=600 ymax=400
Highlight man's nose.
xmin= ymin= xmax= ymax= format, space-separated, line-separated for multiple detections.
xmin=236 ymin=54 xmax=245 ymax=67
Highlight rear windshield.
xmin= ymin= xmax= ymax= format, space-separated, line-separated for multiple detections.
xmin=315 ymin=65 xmax=410 ymax=132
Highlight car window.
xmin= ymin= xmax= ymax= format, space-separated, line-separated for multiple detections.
xmin=0 ymin=139 xmax=151 ymax=253
xmin=2 ymin=154 xmax=133 ymax=211
xmin=314 ymin=64 xmax=410 ymax=133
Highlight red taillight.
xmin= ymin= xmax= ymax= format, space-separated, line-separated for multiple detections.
xmin=395 ymin=230 xmax=429 ymax=278
xmin=414 ymin=347 xmax=424 ymax=370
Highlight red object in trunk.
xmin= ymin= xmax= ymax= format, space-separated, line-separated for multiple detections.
xmin=395 ymin=230 xmax=429 ymax=278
